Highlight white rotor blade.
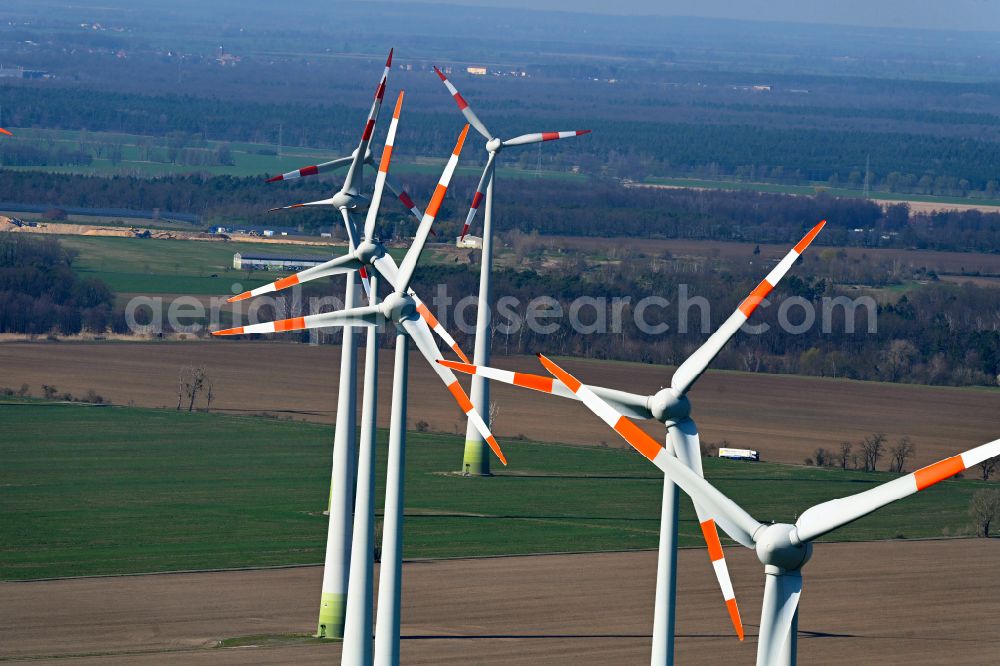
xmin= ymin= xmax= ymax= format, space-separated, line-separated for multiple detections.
xmin=227 ymin=253 xmax=363 ymax=303
xmin=671 ymin=220 xmax=826 ymax=396
xmin=460 ymin=154 xmax=495 ymax=240
xmin=343 ymin=48 xmax=393 ymax=194
xmin=670 ymin=418 xmax=744 ymax=640
xmin=212 ymin=304 xmax=384 ymax=336
xmin=795 ymin=437 xmax=1000 ymax=543
xmin=363 ymin=91 xmax=404 ymax=242
xmin=536 ymin=354 xmax=761 ymax=547
xmin=370 ymin=254 xmax=468 ymax=362
xmin=267 ymin=197 xmax=336 ymax=213
xmin=395 ymin=124 xmax=469 ymax=293
xmin=400 ymin=316 xmax=507 ymax=465
xmin=265 ymin=155 xmax=353 ymax=183
xmin=757 ymin=571 xmax=802 ymax=666
xmin=433 ymin=66 xmax=492 ymax=140
xmin=502 ymin=129 xmax=591 ymax=148
xmin=436 ymin=359 xmax=652 ymax=419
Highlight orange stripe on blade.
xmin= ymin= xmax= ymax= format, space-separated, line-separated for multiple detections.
xmin=612 ymin=416 xmax=662 ymax=462
xmin=213 ymin=326 xmax=244 ymax=336
xmin=486 ymin=435 xmax=508 ymax=465
xmin=793 ymin=220 xmax=827 ymax=254
xmin=914 ymin=455 xmax=966 ymax=491
xmin=452 ymin=344 xmax=470 ymax=364
xmin=738 ymin=279 xmax=773 ymax=317
xmin=228 ymin=291 xmax=252 ymax=303
xmin=274 ymin=274 xmax=300 ymax=290
xmin=447 ymin=381 xmax=474 ymax=413
xmin=273 ymin=317 xmax=305 ymax=332
xmin=425 ymin=183 xmax=447 ymax=219
xmin=726 ymin=598 xmax=745 ymax=641
xmin=379 ymin=145 xmax=393 ymax=173
xmin=514 ymin=372 xmax=554 ymax=393
xmin=536 ymin=354 xmax=582 ymax=392
xmin=392 ymin=90 xmax=404 ymax=118
xmin=699 ymin=519 xmax=725 ymax=562
xmin=416 ymin=302 xmax=440 ymax=328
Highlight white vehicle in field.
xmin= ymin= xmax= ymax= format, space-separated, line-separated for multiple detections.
xmin=718 ymin=447 xmax=760 ymax=462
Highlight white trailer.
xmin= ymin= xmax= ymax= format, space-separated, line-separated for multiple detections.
xmin=718 ymin=447 xmax=760 ymax=462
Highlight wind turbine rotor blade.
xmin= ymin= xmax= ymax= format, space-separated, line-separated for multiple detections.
xmin=212 ymin=304 xmax=384 ymax=336
xmin=343 ymin=48 xmax=393 ymax=193
xmin=395 ymin=124 xmax=470 ymax=293
xmin=757 ymin=571 xmax=802 ymax=666
xmin=363 ymin=90 xmax=404 ymax=241
xmin=536 ymin=353 xmax=762 ymax=547
xmin=265 ymin=156 xmax=353 ymax=183
xmin=369 ymin=254 xmax=466 ymax=361
xmin=461 ymin=154 xmax=496 ymax=240
xmin=437 ymin=359 xmax=652 ymax=419
xmin=0 ymin=128 xmax=12 ymax=136
xmin=502 ymin=129 xmax=592 ymax=148
xmin=433 ymin=66 xmax=492 ymax=140
xmin=671 ymin=220 xmax=826 ymax=396
xmin=228 ymin=254 xmax=363 ymax=302
xmin=669 ymin=418 xmax=744 ymax=639
xmin=795 ymin=437 xmax=1000 ymax=543
xmin=382 ymin=172 xmax=423 ymax=223
xmin=267 ymin=198 xmax=336 ymax=212
xmin=401 ymin=317 xmax=507 ymax=465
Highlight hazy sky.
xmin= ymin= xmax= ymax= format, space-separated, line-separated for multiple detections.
xmin=411 ymin=0 xmax=1000 ymax=32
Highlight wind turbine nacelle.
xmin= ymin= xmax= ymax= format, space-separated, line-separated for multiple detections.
xmin=331 ymin=191 xmax=370 ymax=212
xmin=648 ymin=388 xmax=691 ymax=424
xmin=755 ymin=523 xmax=812 ymax=571
xmin=486 ymin=137 xmax=503 ymax=153
xmin=354 ymin=240 xmax=384 ymax=264
xmin=382 ymin=291 xmax=416 ymax=323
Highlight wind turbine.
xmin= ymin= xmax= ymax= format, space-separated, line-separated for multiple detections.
xmin=216 ymin=112 xmax=507 ymax=664
xmin=440 ymin=221 xmax=827 ymax=662
xmin=433 ymin=66 xmax=590 ymax=476
xmin=533 ymin=352 xmax=999 ymax=666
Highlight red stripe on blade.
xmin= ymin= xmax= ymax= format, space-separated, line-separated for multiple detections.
xmin=386 ymin=49 xmax=393 ymax=67
xmin=471 ymin=191 xmax=484 ymax=209
xmin=265 ymin=175 xmax=283 ymax=183
xmin=453 ymin=92 xmax=469 ymax=110
xmin=542 ymin=132 xmax=559 ymax=141
xmin=362 ymin=119 xmax=375 ymax=141
xmin=399 ymin=191 xmax=416 ymax=209
xmin=576 ymin=129 xmax=592 ymax=136
xmin=300 ymin=165 xmax=319 ymax=177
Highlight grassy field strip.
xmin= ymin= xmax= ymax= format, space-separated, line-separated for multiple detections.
xmin=1 ymin=401 xmax=993 ymax=581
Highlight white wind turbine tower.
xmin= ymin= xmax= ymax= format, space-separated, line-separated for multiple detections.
xmin=532 ymin=352 xmax=1000 ymax=666
xmin=216 ymin=113 xmax=507 ymax=665
xmin=433 ymin=66 xmax=590 ymax=476
xmin=248 ymin=53 xmax=467 ymax=639
xmin=441 ymin=221 xmax=827 ymax=663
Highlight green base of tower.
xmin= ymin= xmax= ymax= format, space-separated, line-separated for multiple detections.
xmin=460 ymin=439 xmax=493 ymax=476
xmin=316 ymin=592 xmax=347 ymax=639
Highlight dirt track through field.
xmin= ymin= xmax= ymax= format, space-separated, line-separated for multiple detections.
xmin=2 ymin=540 xmax=998 ymax=664
xmin=1 ymin=341 xmax=997 ymax=468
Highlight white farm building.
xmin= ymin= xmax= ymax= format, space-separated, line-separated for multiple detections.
xmin=233 ymin=253 xmax=327 ymax=271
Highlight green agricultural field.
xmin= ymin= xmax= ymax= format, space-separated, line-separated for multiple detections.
xmin=2 ymin=127 xmax=585 ymax=182
xmin=642 ymin=176 xmax=1000 ymax=207
xmin=0 ymin=401 xmax=989 ymax=581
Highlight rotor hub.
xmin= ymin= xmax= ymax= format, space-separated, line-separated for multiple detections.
xmin=754 ymin=523 xmax=812 ymax=572
xmin=382 ymin=291 xmax=416 ymax=323
xmin=486 ymin=137 xmax=503 ymax=153
xmin=354 ymin=240 xmax=383 ymax=264
xmin=648 ymin=388 xmax=691 ymax=424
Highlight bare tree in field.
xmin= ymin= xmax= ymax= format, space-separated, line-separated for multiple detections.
xmin=978 ymin=455 xmax=1000 ymax=481
xmin=205 ymin=379 xmax=215 ymax=413
xmin=969 ymin=488 xmax=1000 ymax=537
xmin=488 ymin=400 xmax=500 ymax=430
xmin=837 ymin=441 xmax=853 ymax=470
xmin=177 ymin=365 xmax=210 ymax=412
xmin=888 ymin=436 xmax=916 ymax=473
xmin=860 ymin=432 xmax=887 ymax=472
